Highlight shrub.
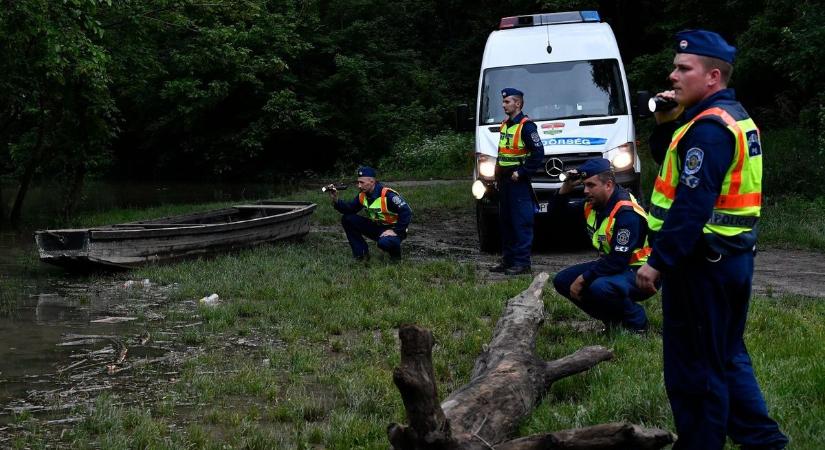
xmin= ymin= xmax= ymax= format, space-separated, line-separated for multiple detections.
xmin=378 ymin=132 xmax=474 ymax=179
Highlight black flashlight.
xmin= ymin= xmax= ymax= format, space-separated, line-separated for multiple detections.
xmin=648 ymin=97 xmax=678 ymax=113
xmin=321 ymin=183 xmax=348 ymax=193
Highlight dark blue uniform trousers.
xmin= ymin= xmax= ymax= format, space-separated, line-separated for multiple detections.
xmin=553 ymin=261 xmax=650 ymax=330
xmin=341 ymin=214 xmax=402 ymax=258
xmin=662 ymin=251 xmax=787 ymax=450
xmin=498 ymin=178 xmax=534 ymax=267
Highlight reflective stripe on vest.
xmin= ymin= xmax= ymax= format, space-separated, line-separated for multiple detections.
xmin=584 ymin=196 xmax=651 ymax=266
xmin=498 ymin=117 xmax=529 ymax=166
xmin=359 ymin=187 xmax=399 ymax=225
xmin=649 ymin=106 xmax=762 ymax=237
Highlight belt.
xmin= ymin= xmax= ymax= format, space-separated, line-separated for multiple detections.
xmin=649 ymin=204 xmax=758 ymax=228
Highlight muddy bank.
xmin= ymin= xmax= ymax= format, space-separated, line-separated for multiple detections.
xmin=402 ymin=203 xmax=825 ymax=298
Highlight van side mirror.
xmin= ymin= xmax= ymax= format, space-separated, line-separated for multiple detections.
xmin=454 ymin=104 xmax=475 ymax=132
xmin=634 ymin=91 xmax=653 ymax=119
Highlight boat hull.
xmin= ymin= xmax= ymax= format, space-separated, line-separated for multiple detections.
xmin=34 ymin=201 xmax=316 ymax=269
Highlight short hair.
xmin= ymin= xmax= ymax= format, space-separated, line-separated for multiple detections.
xmin=513 ymin=95 xmax=524 ymax=108
xmin=597 ymin=170 xmax=616 ymax=184
xmin=698 ymin=55 xmax=733 ymax=85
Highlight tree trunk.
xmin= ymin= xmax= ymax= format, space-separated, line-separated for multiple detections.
xmin=9 ymin=99 xmax=48 ymax=228
xmin=61 ymin=160 xmax=86 ymax=222
xmin=9 ymin=124 xmax=45 ymax=228
xmin=388 ymin=273 xmax=675 ymax=449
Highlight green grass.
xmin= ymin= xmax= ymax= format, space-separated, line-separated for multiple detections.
xmin=16 ymin=179 xmax=825 ymax=448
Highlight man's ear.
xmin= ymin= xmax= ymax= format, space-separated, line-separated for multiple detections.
xmin=707 ymin=68 xmax=722 ymax=88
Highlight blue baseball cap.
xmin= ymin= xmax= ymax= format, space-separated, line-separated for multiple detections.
xmin=501 ymin=87 xmax=524 ymax=98
xmin=577 ymin=158 xmax=612 ymax=178
xmin=675 ymin=29 xmax=736 ymax=64
xmin=357 ymin=166 xmax=377 ymax=178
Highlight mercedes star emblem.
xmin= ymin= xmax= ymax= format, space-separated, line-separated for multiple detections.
xmin=545 ymin=158 xmax=564 ymax=177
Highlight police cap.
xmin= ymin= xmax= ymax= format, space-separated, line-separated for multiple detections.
xmin=577 ymin=158 xmax=612 ymax=178
xmin=675 ymin=29 xmax=736 ymax=64
xmin=357 ymin=166 xmax=377 ymax=178
xmin=501 ymin=87 xmax=524 ymax=98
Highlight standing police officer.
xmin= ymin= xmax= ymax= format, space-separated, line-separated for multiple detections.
xmin=328 ymin=166 xmax=412 ymax=261
xmin=489 ymin=87 xmax=544 ymax=275
xmin=552 ymin=158 xmax=654 ymax=333
xmin=635 ymin=30 xmax=787 ymax=449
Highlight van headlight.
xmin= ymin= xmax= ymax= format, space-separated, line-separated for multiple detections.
xmin=472 ymin=180 xmax=487 ymax=199
xmin=606 ymin=142 xmax=635 ymax=170
xmin=477 ymin=154 xmax=496 ymax=179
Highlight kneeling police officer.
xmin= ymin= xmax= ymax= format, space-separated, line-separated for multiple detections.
xmin=328 ymin=166 xmax=412 ymax=261
xmin=552 ymin=158 xmax=656 ymax=332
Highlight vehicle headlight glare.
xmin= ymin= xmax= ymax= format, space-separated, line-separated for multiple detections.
xmin=479 ymin=158 xmax=496 ymax=178
xmin=472 ymin=180 xmax=487 ymax=200
xmin=612 ymin=151 xmax=633 ymax=169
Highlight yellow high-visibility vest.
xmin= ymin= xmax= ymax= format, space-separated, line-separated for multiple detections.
xmin=649 ymin=105 xmax=762 ymax=237
xmin=498 ymin=117 xmax=530 ymax=167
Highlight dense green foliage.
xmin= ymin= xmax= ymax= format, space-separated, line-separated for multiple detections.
xmin=1 ymin=0 xmax=823 ymax=223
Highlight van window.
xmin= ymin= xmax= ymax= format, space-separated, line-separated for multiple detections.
xmin=480 ymin=59 xmax=627 ymax=124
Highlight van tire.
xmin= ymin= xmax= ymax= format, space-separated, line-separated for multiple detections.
xmin=477 ymin=204 xmax=501 ymax=253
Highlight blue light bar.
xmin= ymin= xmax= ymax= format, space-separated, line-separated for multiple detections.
xmin=499 ymin=11 xmax=601 ymax=29
xmin=580 ymin=11 xmax=600 ymax=22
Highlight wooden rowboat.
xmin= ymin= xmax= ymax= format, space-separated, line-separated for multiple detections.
xmin=34 ymin=201 xmax=316 ymax=270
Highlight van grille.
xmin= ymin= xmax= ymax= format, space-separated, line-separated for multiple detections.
xmin=530 ymin=153 xmax=602 ymax=183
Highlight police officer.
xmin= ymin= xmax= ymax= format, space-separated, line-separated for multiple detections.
xmin=635 ymin=30 xmax=787 ymax=449
xmin=328 ymin=166 xmax=412 ymax=261
xmin=552 ymin=158 xmax=654 ymax=332
xmin=489 ymin=87 xmax=545 ymax=275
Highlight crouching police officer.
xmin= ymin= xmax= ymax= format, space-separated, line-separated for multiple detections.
xmin=552 ymin=158 xmax=655 ymax=333
xmin=489 ymin=87 xmax=545 ymax=275
xmin=328 ymin=166 xmax=412 ymax=261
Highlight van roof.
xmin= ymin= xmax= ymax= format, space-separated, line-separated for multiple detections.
xmin=482 ymin=22 xmax=622 ymax=68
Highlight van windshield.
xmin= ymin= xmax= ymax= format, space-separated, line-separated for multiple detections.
xmin=479 ymin=59 xmax=627 ymax=124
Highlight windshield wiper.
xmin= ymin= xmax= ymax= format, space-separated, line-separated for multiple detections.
xmin=546 ymin=114 xmax=610 ymax=120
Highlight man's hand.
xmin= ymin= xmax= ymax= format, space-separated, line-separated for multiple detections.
xmin=558 ymin=170 xmax=580 ymax=195
xmin=380 ymin=229 xmax=397 ymax=238
xmin=570 ymin=275 xmax=585 ymax=300
xmin=653 ymin=90 xmax=684 ymax=124
xmin=636 ymin=263 xmax=660 ymax=294
xmin=326 ymin=186 xmax=338 ymax=203
xmin=510 ymin=170 xmax=520 ymax=182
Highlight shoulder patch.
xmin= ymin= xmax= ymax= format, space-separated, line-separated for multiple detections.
xmin=684 ymin=147 xmax=704 ymax=175
xmin=615 ymin=228 xmax=631 ymax=246
xmin=392 ymin=195 xmax=405 ymax=206
xmin=530 ymin=131 xmax=541 ymax=143
xmin=746 ymin=130 xmax=762 ymax=157
xmin=680 ymin=173 xmax=701 ymax=188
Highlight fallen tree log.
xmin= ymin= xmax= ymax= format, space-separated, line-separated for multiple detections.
xmin=388 ymin=272 xmax=674 ymax=449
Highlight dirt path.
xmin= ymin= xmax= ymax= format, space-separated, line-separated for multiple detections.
xmin=402 ymin=202 xmax=825 ymax=298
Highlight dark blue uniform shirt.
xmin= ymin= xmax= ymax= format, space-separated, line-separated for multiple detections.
xmin=647 ymin=89 xmax=740 ymax=272
xmin=554 ymin=187 xmax=648 ymax=286
xmin=501 ymin=112 xmax=544 ymax=178
xmin=334 ymin=182 xmax=412 ymax=236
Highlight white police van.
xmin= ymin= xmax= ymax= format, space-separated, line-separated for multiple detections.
xmin=468 ymin=11 xmax=642 ymax=252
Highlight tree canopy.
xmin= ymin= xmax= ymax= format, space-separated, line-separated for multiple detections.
xmin=1 ymin=0 xmax=822 ymax=223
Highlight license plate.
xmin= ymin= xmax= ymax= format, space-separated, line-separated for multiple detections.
xmin=537 ymin=202 xmax=549 ymax=213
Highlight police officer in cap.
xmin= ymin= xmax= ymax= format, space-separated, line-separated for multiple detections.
xmin=489 ymin=87 xmax=545 ymax=275
xmin=328 ymin=166 xmax=412 ymax=261
xmin=636 ymin=30 xmax=787 ymax=449
xmin=552 ymin=158 xmax=655 ymax=332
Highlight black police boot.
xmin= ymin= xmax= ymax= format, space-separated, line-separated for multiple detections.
xmin=504 ymin=265 xmax=531 ymax=276
xmin=489 ymin=262 xmax=509 ymax=273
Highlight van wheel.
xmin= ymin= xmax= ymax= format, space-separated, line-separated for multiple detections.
xmin=477 ymin=204 xmax=501 ymax=253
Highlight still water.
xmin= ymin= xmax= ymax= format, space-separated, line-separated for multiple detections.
xmin=0 ymin=181 xmax=299 ymax=410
